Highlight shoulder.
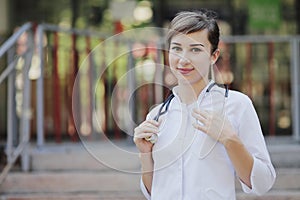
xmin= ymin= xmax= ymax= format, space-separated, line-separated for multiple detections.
xmin=226 ymin=89 xmax=257 ymax=121
xmin=146 ymin=103 xmax=163 ymax=120
xmin=226 ymin=89 xmax=261 ymax=122
xmin=146 ymin=93 xmax=176 ymax=120
xmin=226 ymin=90 xmax=261 ymax=133
xmin=227 ymin=89 xmax=253 ymax=107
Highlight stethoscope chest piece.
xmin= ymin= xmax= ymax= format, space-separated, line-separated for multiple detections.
xmin=145 ymin=134 xmax=158 ymax=144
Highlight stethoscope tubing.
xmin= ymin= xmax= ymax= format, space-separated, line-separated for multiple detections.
xmin=146 ymin=82 xmax=229 ymax=144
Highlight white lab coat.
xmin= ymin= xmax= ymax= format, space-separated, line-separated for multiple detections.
xmin=140 ymin=83 xmax=276 ymax=200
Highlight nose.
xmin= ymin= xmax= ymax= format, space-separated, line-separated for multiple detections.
xmin=178 ymin=55 xmax=191 ymax=66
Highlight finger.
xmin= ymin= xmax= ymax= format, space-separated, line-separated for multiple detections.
xmin=135 ymin=121 xmax=159 ymax=131
xmin=134 ymin=124 xmax=159 ymax=137
xmin=144 ymin=122 xmax=160 ymax=130
xmin=200 ymin=111 xmax=213 ymax=122
xmin=143 ymin=120 xmax=161 ymax=130
xmin=145 ymin=119 xmax=160 ymax=127
xmin=135 ymin=121 xmax=159 ymax=133
xmin=133 ymin=133 xmax=153 ymax=144
xmin=134 ymin=135 xmax=157 ymax=146
xmin=137 ymin=125 xmax=159 ymax=135
xmin=134 ymin=132 xmax=154 ymax=140
xmin=192 ymin=122 xmax=207 ymax=133
xmin=193 ymin=108 xmax=210 ymax=119
xmin=157 ymin=118 xmax=163 ymax=125
xmin=191 ymin=111 xmax=207 ymax=125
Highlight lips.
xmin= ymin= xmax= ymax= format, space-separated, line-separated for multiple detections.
xmin=176 ymin=67 xmax=194 ymax=75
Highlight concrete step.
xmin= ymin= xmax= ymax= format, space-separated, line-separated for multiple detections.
xmin=0 ymin=193 xmax=144 ymax=200
xmin=0 ymin=172 xmax=140 ymax=194
xmin=237 ymin=191 xmax=300 ymax=200
xmin=1 ymin=139 xmax=299 ymax=199
xmin=0 ymin=171 xmax=144 ymax=199
xmin=267 ymin=143 xmax=300 ymax=168
xmin=29 ymin=139 xmax=300 ymax=172
xmin=0 ymin=169 xmax=300 ymax=200
xmin=1 ymin=191 xmax=300 ymax=200
xmin=2 ymin=169 xmax=297 ymax=193
xmin=0 ymin=194 xmax=144 ymax=200
xmin=30 ymin=141 xmax=141 ymax=172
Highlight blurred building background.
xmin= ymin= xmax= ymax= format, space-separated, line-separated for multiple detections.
xmin=0 ymin=0 xmax=300 ymax=199
xmin=0 ymin=0 xmax=299 ymax=34
xmin=1 ymin=0 xmax=299 ymax=140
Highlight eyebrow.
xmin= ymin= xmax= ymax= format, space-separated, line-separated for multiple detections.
xmin=190 ymin=43 xmax=205 ymax=47
xmin=171 ymin=42 xmax=205 ymax=47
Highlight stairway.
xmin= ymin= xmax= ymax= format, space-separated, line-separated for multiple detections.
xmin=0 ymin=139 xmax=300 ymax=200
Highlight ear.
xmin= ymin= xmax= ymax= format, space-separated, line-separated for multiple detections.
xmin=211 ymin=49 xmax=220 ymax=65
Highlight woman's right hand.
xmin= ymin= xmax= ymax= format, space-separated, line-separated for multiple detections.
xmin=133 ymin=119 xmax=160 ymax=153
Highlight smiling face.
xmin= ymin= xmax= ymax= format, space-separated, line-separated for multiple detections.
xmin=168 ymin=29 xmax=219 ymax=88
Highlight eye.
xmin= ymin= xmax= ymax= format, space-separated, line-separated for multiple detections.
xmin=191 ymin=48 xmax=201 ymax=53
xmin=171 ymin=46 xmax=182 ymax=52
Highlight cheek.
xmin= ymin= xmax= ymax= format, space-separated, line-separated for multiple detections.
xmin=168 ymin=54 xmax=178 ymax=68
xmin=192 ymin=56 xmax=210 ymax=67
xmin=196 ymin=66 xmax=210 ymax=77
xmin=193 ymin=59 xmax=211 ymax=74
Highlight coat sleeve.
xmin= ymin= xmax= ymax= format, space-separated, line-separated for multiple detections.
xmin=138 ymin=107 xmax=161 ymax=200
xmin=140 ymin=177 xmax=151 ymax=200
xmin=240 ymin=155 xmax=276 ymax=195
xmin=237 ymin=96 xmax=276 ymax=195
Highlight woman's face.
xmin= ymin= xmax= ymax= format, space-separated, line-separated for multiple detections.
xmin=168 ymin=29 xmax=219 ymax=87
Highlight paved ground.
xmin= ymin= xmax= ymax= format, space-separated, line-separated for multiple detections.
xmin=0 ymin=138 xmax=299 ymax=199
xmin=1 ymin=168 xmax=300 ymax=200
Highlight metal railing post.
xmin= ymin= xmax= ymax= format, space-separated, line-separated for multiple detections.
xmin=0 ymin=22 xmax=33 ymax=184
xmin=245 ymin=43 xmax=253 ymax=99
xmin=6 ymin=48 xmax=17 ymax=163
xmin=126 ymin=40 xmax=136 ymax=143
xmin=290 ymin=38 xmax=300 ymax=142
xmin=154 ymin=41 xmax=164 ymax=104
xmin=85 ymin=35 xmax=93 ymax=137
xmin=20 ymin=31 xmax=34 ymax=171
xmin=36 ymin=25 xmax=45 ymax=147
xmin=268 ymin=42 xmax=276 ymax=136
xmin=52 ymin=32 xmax=62 ymax=143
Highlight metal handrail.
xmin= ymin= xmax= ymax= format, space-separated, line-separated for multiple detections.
xmin=35 ymin=23 xmax=109 ymax=147
xmin=0 ymin=22 xmax=32 ymax=57
xmin=34 ymin=25 xmax=300 ymax=144
xmin=0 ymin=22 xmax=34 ymax=184
xmin=221 ymin=35 xmax=300 ymax=43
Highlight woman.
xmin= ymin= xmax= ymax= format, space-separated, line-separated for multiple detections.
xmin=133 ymin=9 xmax=276 ymax=200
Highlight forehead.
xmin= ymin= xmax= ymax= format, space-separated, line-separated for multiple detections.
xmin=170 ymin=29 xmax=210 ymax=46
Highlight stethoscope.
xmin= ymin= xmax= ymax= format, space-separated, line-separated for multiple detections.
xmin=145 ymin=82 xmax=229 ymax=144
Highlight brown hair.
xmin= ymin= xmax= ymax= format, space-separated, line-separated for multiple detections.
xmin=166 ymin=9 xmax=220 ymax=54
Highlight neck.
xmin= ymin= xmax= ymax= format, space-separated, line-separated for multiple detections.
xmin=176 ymin=79 xmax=208 ymax=104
